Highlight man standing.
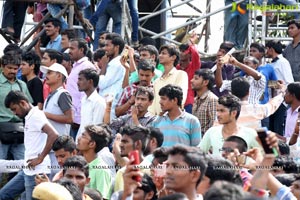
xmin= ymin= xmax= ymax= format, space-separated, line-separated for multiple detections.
xmin=191 ymin=69 xmax=218 ymax=134
xmin=98 ymin=33 xmax=126 ymax=97
xmin=115 ymin=59 xmax=154 ymax=117
xmin=283 ymin=20 xmax=300 ymax=82
xmin=76 ymin=68 xmax=106 ymax=141
xmin=68 ymin=38 xmax=96 ymax=139
xmin=153 ymin=84 xmax=201 ymax=147
xmin=0 ymin=90 xmax=58 ymax=199
xmin=0 ymin=54 xmax=33 ymax=168
xmin=148 ymin=45 xmax=189 ymax=115
xmin=199 ymin=94 xmax=261 ymax=156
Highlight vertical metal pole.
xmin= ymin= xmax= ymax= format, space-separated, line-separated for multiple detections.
xmin=68 ymin=1 xmax=74 ymax=29
xmin=160 ymin=0 xmax=168 ymax=45
xmin=205 ymin=0 xmax=211 ymax=52
xmin=261 ymin=0 xmax=267 ymax=46
xmin=121 ymin=0 xmax=126 ymax=39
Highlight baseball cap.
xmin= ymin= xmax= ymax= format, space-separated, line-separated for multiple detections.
xmin=40 ymin=63 xmax=68 ymax=78
xmin=32 ymin=182 xmax=73 ymax=200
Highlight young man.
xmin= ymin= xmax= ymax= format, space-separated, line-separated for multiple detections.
xmin=68 ymin=38 xmax=96 ymax=139
xmin=20 ymin=51 xmax=44 ymax=109
xmin=148 ymin=44 xmax=189 ymax=115
xmin=105 ymin=86 xmax=156 ymax=133
xmin=98 ymin=33 xmax=126 ymax=97
xmin=0 ymin=54 xmax=33 ymax=170
xmin=76 ymin=68 xmax=106 ymax=141
xmin=165 ymin=145 xmax=207 ymax=200
xmin=61 ymin=29 xmax=76 ymax=53
xmin=283 ymin=20 xmax=300 ymax=82
xmin=153 ymin=84 xmax=201 ymax=147
xmin=199 ymin=94 xmax=261 ymax=156
xmin=63 ymin=156 xmax=93 ymax=200
xmin=77 ymin=125 xmax=113 ymax=199
xmin=191 ymin=69 xmax=218 ymax=134
xmin=0 ymin=90 xmax=58 ymax=199
xmin=115 ymin=59 xmax=155 ymax=117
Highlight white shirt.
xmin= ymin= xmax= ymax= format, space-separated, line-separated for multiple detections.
xmin=24 ymin=106 xmax=51 ymax=175
xmin=98 ymin=55 xmax=126 ymax=97
xmin=76 ymin=90 xmax=106 ymax=142
xmin=270 ymin=54 xmax=294 ymax=84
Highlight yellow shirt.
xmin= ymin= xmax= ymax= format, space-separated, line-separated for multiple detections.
xmin=148 ymin=68 xmax=189 ymax=115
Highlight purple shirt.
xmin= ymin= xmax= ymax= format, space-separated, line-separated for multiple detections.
xmin=66 ymin=57 xmax=96 ymax=124
xmin=284 ymin=106 xmax=300 ymax=138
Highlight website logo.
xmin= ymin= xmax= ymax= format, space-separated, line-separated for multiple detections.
xmin=231 ymin=2 xmax=247 ymax=15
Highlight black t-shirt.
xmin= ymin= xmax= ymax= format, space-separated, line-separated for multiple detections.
xmin=27 ymin=77 xmax=44 ymax=106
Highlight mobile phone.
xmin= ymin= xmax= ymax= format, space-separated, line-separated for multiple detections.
xmin=122 ymin=49 xmax=129 ymax=60
xmin=256 ymin=127 xmax=278 ymax=156
xmin=236 ymin=155 xmax=247 ymax=165
xmin=129 ymin=150 xmax=141 ymax=182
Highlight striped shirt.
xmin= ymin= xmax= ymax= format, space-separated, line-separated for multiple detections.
xmin=152 ymin=111 xmax=201 ymax=147
xmin=192 ymin=90 xmax=218 ymax=134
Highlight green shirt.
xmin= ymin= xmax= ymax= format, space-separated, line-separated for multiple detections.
xmin=129 ymin=64 xmax=165 ymax=85
xmin=0 ymin=73 xmax=33 ymax=122
xmin=88 ymin=157 xmax=112 ymax=200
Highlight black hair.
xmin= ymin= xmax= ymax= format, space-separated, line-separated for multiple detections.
xmin=62 ymin=53 xmax=71 ymax=62
xmin=179 ymin=43 xmax=189 ymax=52
xmin=272 ymin=156 xmax=299 ymax=174
xmin=159 ymin=84 xmax=183 ymax=107
xmin=135 ymin=86 xmax=154 ymax=101
xmin=52 ymin=135 xmax=76 ymax=152
xmin=3 ymin=44 xmax=23 ymax=55
xmin=159 ymin=44 xmax=180 ymax=66
xmin=275 ymin=173 xmax=299 ymax=187
xmin=5 ymin=90 xmax=29 ymax=108
xmin=21 ymin=51 xmax=41 ymax=75
xmin=93 ymin=49 xmax=106 ymax=61
xmin=149 ymin=127 xmax=164 ymax=148
xmin=218 ymin=94 xmax=241 ymax=119
xmin=70 ymin=38 xmax=89 ymax=55
xmin=152 ymin=147 xmax=169 ymax=164
xmin=278 ymin=140 xmax=290 ymax=156
xmin=231 ymin=77 xmax=250 ymax=100
xmin=250 ymin=42 xmax=265 ymax=54
xmin=44 ymin=17 xmax=62 ymax=32
xmin=79 ymin=68 xmax=99 ymax=88
xmin=265 ymin=40 xmax=283 ymax=54
xmin=139 ymin=45 xmax=159 ymax=64
xmin=139 ymin=36 xmax=156 ymax=47
xmin=138 ymin=174 xmax=157 ymax=200
xmin=120 ymin=125 xmax=150 ymax=152
xmin=287 ymin=19 xmax=300 ymax=29
xmin=168 ymin=145 xmax=207 ymax=187
xmin=84 ymin=188 xmax=103 ymax=200
xmin=63 ymin=155 xmax=89 ymax=178
xmin=287 ymin=82 xmax=300 ymax=101
xmin=55 ymin=178 xmax=82 ymax=200
xmin=137 ymin=59 xmax=155 ymax=73
xmin=44 ymin=49 xmax=63 ymax=64
xmin=243 ymin=56 xmax=259 ymax=65
xmin=61 ymin=29 xmax=76 ymax=40
xmin=205 ymin=158 xmax=236 ymax=185
xmin=85 ymin=124 xmax=111 ymax=153
xmin=1 ymin=54 xmax=21 ymax=66
xmin=105 ymin=33 xmax=125 ymax=54
xmin=194 ymin=68 xmax=215 ymax=91
xmin=219 ymin=41 xmax=235 ymax=53
xmin=224 ymin=136 xmax=248 ymax=153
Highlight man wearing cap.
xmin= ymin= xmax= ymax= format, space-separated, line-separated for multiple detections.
xmin=40 ymin=63 xmax=73 ymax=178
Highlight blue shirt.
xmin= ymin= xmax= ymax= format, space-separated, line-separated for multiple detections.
xmin=257 ymin=64 xmax=277 ymax=104
xmin=152 ymin=111 xmax=201 ymax=147
xmin=46 ymin=34 xmax=62 ymax=51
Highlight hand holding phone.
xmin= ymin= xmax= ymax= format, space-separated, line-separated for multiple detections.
xmin=256 ymin=127 xmax=279 ymax=156
xmin=129 ymin=150 xmax=141 ymax=182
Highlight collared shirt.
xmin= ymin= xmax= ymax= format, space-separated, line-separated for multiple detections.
xmin=270 ymin=54 xmax=294 ymax=84
xmin=46 ymin=34 xmax=62 ymax=51
xmin=148 ymin=68 xmax=188 ymax=115
xmin=199 ymin=125 xmax=261 ymax=156
xmin=116 ymin=82 xmax=153 ymax=116
xmin=283 ymin=41 xmax=300 ymax=81
xmin=98 ymin=55 xmax=126 ymax=97
xmin=284 ymin=106 xmax=300 ymax=138
xmin=77 ymin=90 xmax=106 ymax=141
xmin=109 ymin=112 xmax=156 ymax=134
xmin=238 ymin=93 xmax=284 ymax=129
xmin=152 ymin=111 xmax=201 ymax=147
xmin=66 ymin=57 xmax=96 ymax=124
xmin=0 ymin=73 xmax=33 ymax=122
xmin=176 ymin=44 xmax=201 ymax=106
xmin=192 ymin=90 xmax=218 ymax=134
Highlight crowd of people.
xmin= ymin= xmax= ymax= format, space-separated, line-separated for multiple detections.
xmin=0 ymin=1 xmax=300 ymax=200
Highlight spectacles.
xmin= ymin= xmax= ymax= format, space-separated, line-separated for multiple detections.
xmin=219 ymin=147 xmax=234 ymax=153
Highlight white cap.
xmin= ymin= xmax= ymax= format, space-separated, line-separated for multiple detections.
xmin=40 ymin=63 xmax=68 ymax=78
